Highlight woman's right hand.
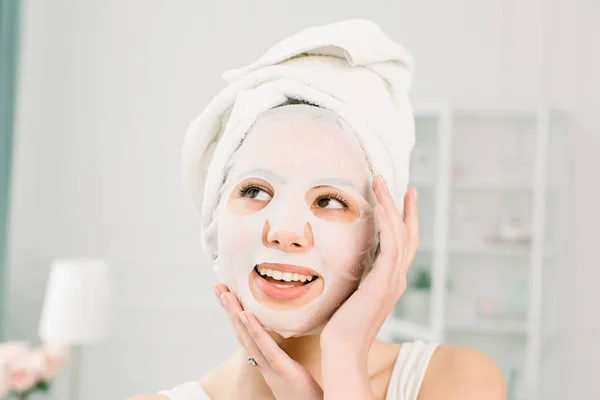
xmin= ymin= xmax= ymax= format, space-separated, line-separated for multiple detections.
xmin=214 ymin=284 xmax=323 ymax=400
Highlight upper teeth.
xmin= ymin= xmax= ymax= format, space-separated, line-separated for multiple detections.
xmin=257 ymin=267 xmax=315 ymax=282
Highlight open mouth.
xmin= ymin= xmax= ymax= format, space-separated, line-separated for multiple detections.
xmin=253 ymin=265 xmax=319 ymax=288
xmin=249 ymin=263 xmax=324 ymax=307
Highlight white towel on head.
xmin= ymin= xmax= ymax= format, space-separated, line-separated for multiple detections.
xmin=181 ymin=19 xmax=416 ymax=257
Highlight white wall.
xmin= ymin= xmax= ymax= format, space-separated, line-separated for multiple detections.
xmin=544 ymin=0 xmax=600 ymax=399
xmin=5 ymin=0 xmax=598 ymax=399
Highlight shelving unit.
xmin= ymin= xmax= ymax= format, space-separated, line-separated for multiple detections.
xmin=446 ymin=319 xmax=528 ymax=335
xmin=378 ymin=106 xmax=567 ymax=400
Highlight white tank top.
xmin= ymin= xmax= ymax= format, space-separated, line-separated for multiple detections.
xmin=158 ymin=341 xmax=438 ymax=400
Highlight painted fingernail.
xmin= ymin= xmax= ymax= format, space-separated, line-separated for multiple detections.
xmin=239 ymin=312 xmax=249 ymax=326
xmin=220 ymin=293 xmax=228 ymax=308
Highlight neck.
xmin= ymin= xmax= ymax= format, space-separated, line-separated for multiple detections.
xmin=277 ymin=333 xmax=323 ymax=372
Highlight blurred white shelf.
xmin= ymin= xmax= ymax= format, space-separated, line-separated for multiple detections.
xmin=408 ymin=106 xmax=567 ymax=399
xmin=380 ymin=317 xmax=438 ymax=342
xmin=446 ymin=319 xmax=528 ymax=335
xmin=419 ymin=242 xmax=530 ymax=257
xmin=449 ymin=243 xmax=530 ymax=257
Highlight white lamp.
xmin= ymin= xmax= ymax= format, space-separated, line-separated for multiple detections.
xmin=38 ymin=258 xmax=111 ymax=400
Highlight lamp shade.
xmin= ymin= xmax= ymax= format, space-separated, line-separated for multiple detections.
xmin=38 ymin=258 xmax=111 ymax=345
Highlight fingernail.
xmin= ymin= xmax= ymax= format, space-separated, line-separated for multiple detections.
xmin=413 ymin=187 xmax=418 ymax=201
xmin=378 ymin=204 xmax=386 ymax=218
xmin=239 ymin=312 xmax=249 ymax=326
xmin=213 ymin=285 xmax=220 ymax=299
xmin=220 ymin=293 xmax=228 ymax=308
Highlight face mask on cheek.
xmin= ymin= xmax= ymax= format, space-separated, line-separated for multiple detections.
xmin=213 ymin=179 xmax=377 ymax=338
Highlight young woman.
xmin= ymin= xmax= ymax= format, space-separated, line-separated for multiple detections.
xmin=130 ymin=20 xmax=506 ymax=400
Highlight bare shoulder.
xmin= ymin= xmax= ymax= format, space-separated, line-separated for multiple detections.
xmin=418 ymin=345 xmax=507 ymax=400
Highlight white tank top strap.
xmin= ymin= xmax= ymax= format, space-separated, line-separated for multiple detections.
xmin=157 ymin=381 xmax=211 ymax=400
xmin=385 ymin=340 xmax=439 ymax=400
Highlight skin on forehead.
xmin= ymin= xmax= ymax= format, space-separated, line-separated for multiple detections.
xmin=225 ymin=105 xmax=372 ymax=197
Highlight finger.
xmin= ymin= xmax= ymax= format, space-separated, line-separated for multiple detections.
xmin=403 ymin=187 xmax=420 ymax=270
xmin=372 ymin=177 xmax=400 ymax=263
xmin=213 ymin=285 xmax=245 ymax=333
xmin=218 ymin=292 xmax=271 ymax=369
xmin=218 ymin=291 xmax=245 ymax=337
xmin=219 ymin=292 xmax=248 ymax=334
xmin=373 ymin=176 xmax=408 ymax=259
xmin=240 ymin=311 xmax=291 ymax=375
xmin=373 ymin=176 xmax=401 ymax=224
xmin=359 ymin=204 xmax=398 ymax=294
xmin=375 ymin=203 xmax=399 ymax=268
xmin=213 ymin=283 xmax=229 ymax=297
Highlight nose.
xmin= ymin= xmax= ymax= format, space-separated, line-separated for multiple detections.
xmin=262 ymin=220 xmax=314 ymax=253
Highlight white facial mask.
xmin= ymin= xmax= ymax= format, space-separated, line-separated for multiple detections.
xmin=212 ymin=105 xmax=378 ymax=337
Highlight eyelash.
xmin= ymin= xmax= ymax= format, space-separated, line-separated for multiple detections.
xmin=315 ymin=191 xmax=351 ymax=209
xmin=238 ymin=184 xmax=350 ymax=209
xmin=238 ymin=183 xmax=272 ymax=198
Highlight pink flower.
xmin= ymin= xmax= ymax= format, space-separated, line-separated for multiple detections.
xmin=0 ymin=341 xmax=70 ymax=396
xmin=0 ymin=342 xmax=31 ymax=397
xmin=6 ymin=347 xmax=40 ymax=393
xmin=39 ymin=344 xmax=70 ymax=380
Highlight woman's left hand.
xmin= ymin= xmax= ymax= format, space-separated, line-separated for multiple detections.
xmin=320 ymin=176 xmax=419 ymax=397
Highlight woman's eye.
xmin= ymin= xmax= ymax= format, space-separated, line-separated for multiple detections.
xmin=316 ymin=197 xmax=345 ymax=209
xmin=243 ymin=187 xmax=271 ymax=201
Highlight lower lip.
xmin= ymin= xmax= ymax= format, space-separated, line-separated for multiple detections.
xmin=251 ymin=269 xmax=316 ymax=301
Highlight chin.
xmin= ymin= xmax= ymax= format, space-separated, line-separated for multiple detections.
xmin=241 ymin=267 xmax=358 ymax=337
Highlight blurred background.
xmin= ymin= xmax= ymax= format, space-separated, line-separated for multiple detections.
xmin=1 ymin=0 xmax=598 ymax=399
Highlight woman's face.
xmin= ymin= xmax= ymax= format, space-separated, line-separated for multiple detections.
xmin=213 ymin=106 xmax=376 ymax=336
